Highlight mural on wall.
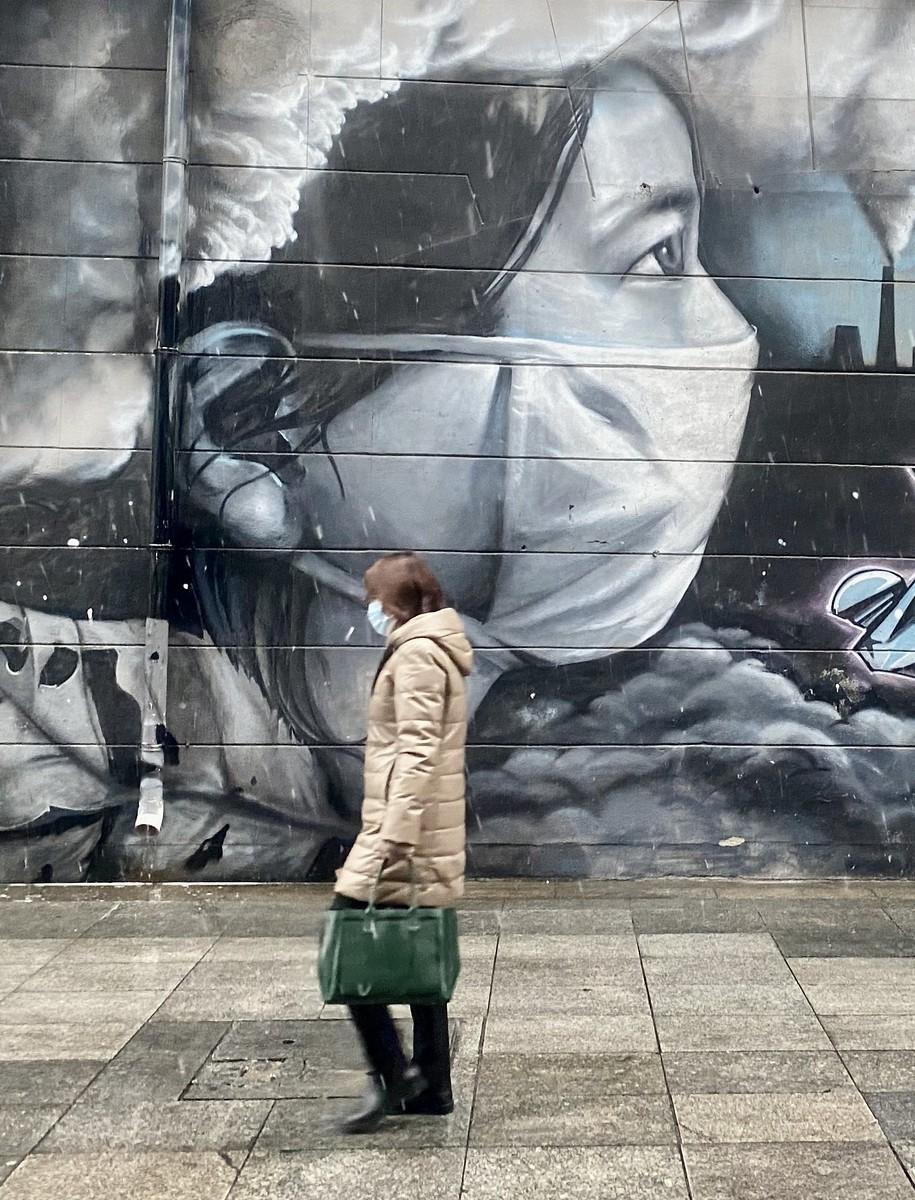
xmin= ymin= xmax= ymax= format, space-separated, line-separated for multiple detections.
xmin=3 ymin=0 xmax=915 ymax=881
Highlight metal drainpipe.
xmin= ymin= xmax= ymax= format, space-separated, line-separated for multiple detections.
xmin=138 ymin=0 xmax=191 ymax=851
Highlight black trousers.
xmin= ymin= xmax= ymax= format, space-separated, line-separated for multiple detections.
xmin=331 ymin=894 xmax=451 ymax=1093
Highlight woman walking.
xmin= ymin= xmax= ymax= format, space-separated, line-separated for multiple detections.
xmin=332 ymin=551 xmax=472 ymax=1134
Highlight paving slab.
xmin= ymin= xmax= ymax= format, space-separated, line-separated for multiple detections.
xmin=0 ymin=966 xmax=48 ymax=1000
xmin=202 ymin=938 xmax=317 ymax=963
xmin=0 ymin=903 xmax=115 ymax=939
xmin=497 ymin=906 xmax=633 ymax=935
xmin=882 ymin=904 xmax=915 ymax=933
xmin=0 ymin=1023 xmax=137 ymax=1062
xmin=630 ymin=901 xmax=765 ymax=935
xmin=774 ymin=933 xmax=915 ymax=957
xmin=893 ymin=1140 xmax=915 ymax=1186
xmin=0 ymin=990 xmax=170 ymax=1026
xmin=757 ymin=904 xmax=904 ymax=950
xmin=683 ymin=1142 xmax=913 ymax=1199
xmin=470 ymin=1052 xmax=669 ymax=1148
xmin=638 ymin=933 xmax=780 ymax=958
xmin=0 ymin=1061 xmax=102 ymax=1106
xmin=456 ymin=910 xmax=502 ymax=935
xmin=488 ymin=981 xmax=649 ymax=1016
xmin=643 ymin=957 xmax=797 ymax=988
xmin=53 ymin=939 xmax=215 ymax=965
xmin=663 ymin=1051 xmax=848 ymax=1094
xmin=178 ymin=960 xmax=318 ymax=991
xmin=0 ymin=1105 xmax=64 ymax=1155
xmin=199 ymin=903 xmax=324 ymax=939
xmin=656 ymin=1011 xmax=833 ymax=1053
xmin=18 ymin=961 xmax=191 ymax=993
xmin=789 ymin=958 xmax=915 ymax=1015
xmin=153 ymin=981 xmax=323 ymax=1022
xmin=646 ymin=981 xmax=811 ymax=1015
xmin=0 ymin=1150 xmax=238 ymax=1199
xmin=822 ymin=1014 xmax=915 ymax=1050
xmin=791 ymin=957 xmax=915 ymax=984
xmin=0 ymin=941 xmax=71 ymax=968
xmin=483 ymin=1011 xmax=657 ymax=1054
xmin=841 ymin=1051 xmax=915 ymax=1091
xmin=476 ymin=1051 xmax=666 ymax=1098
xmin=186 ymin=1057 xmax=345 ymax=1101
xmin=493 ymin=934 xmax=640 ymax=965
xmin=38 ymin=1098 xmax=271 ymax=1153
xmin=454 ymin=935 xmax=498 ymax=972
xmin=83 ymin=904 xmax=223 ymax=939
xmin=862 ymin=1091 xmax=915 ymax=1140
xmin=84 ymin=1021 xmax=226 ymax=1102
xmin=230 ymin=1148 xmax=464 ymax=1200
xmin=212 ymin=1019 xmax=361 ymax=1065
xmin=673 ymin=1089 xmax=882 ymax=1143
xmin=462 ymin=1146 xmax=689 ymax=1199
xmin=471 ymin=1090 xmax=674 ymax=1148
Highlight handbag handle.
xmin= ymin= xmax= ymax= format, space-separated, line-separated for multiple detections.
xmin=367 ymin=857 xmax=418 ymax=914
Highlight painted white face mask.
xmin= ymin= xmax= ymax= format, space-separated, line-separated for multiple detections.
xmin=366 ymin=600 xmax=393 ymax=637
xmin=289 ymin=293 xmax=757 ymax=668
xmin=482 ymin=317 xmax=759 ymax=660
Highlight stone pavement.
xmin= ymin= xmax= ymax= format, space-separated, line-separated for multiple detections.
xmin=4 ymin=880 xmax=915 ymax=1198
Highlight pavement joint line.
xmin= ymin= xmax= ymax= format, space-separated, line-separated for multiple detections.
xmin=778 ymin=942 xmax=912 ymax=1182
xmin=0 ymin=934 xmax=77 ymax=1002
xmin=224 ymin=1097 xmax=275 ymax=1199
xmin=459 ymin=916 xmax=500 ymax=1195
xmin=636 ymin=926 xmax=695 ymax=1200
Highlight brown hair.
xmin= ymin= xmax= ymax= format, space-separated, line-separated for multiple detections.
xmin=364 ymin=553 xmax=445 ymax=625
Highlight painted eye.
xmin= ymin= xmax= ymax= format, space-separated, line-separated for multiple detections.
xmin=628 ymin=231 xmax=685 ymax=276
xmin=652 ymin=233 xmax=684 ymax=273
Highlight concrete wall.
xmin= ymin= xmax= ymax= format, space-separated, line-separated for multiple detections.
xmin=3 ymin=0 xmax=915 ymax=882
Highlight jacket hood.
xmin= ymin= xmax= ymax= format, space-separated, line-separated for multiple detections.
xmin=389 ymin=607 xmax=474 ymax=676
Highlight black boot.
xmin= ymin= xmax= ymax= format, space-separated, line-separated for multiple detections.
xmin=402 ymin=1081 xmax=454 ymax=1116
xmin=340 ymin=1065 xmax=426 ymax=1135
xmin=340 ymin=1072 xmax=386 ymax=1135
xmin=403 ymin=1003 xmax=453 ymax=1116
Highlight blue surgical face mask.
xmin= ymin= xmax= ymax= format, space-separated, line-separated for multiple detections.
xmin=366 ymin=599 xmax=393 ymax=636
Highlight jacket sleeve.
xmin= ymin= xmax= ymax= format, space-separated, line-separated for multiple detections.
xmin=379 ymin=642 xmax=447 ymax=849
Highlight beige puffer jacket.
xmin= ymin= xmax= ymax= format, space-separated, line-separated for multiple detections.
xmin=335 ymin=607 xmax=473 ymax=908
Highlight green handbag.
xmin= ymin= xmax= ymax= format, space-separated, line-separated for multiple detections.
xmin=319 ymin=865 xmax=461 ymax=1006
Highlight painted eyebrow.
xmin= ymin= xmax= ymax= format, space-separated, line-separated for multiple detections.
xmin=633 ymin=185 xmax=697 ymax=213
xmin=586 ymin=181 xmax=697 ymax=212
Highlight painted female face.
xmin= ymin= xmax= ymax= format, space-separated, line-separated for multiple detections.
xmin=481 ymin=73 xmax=759 ymax=658
xmin=502 ymin=75 xmax=751 ymax=352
